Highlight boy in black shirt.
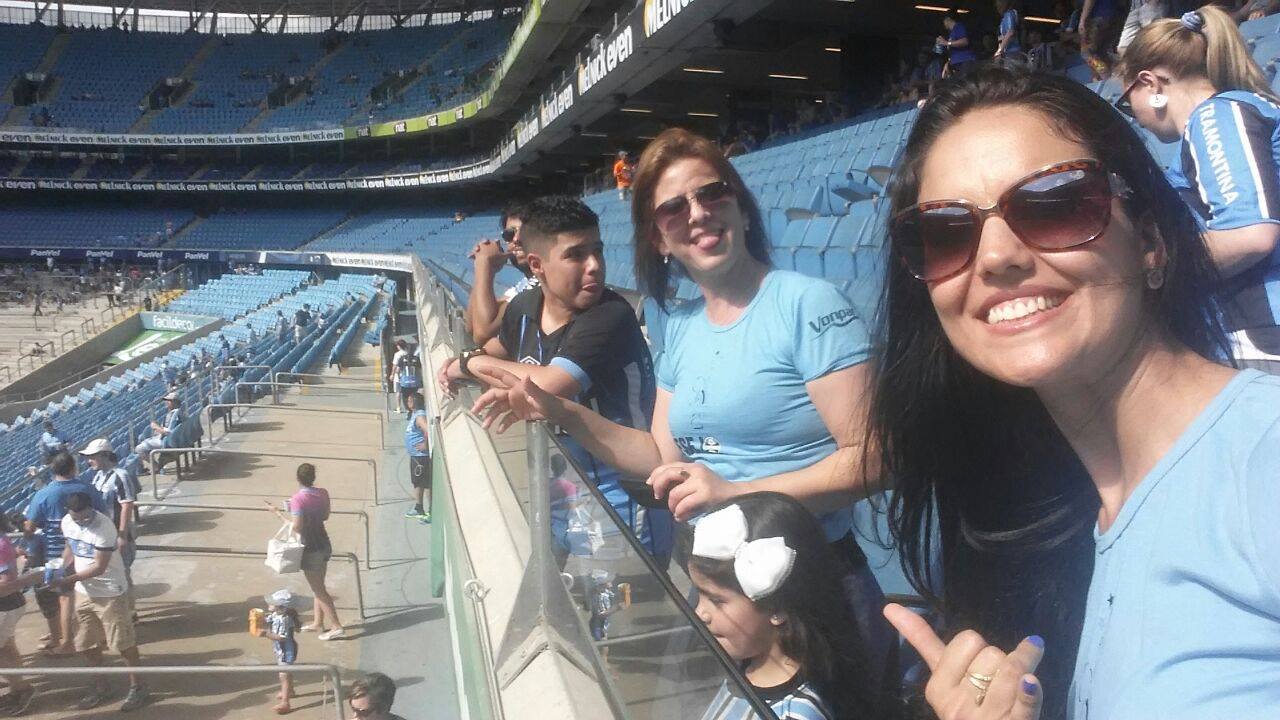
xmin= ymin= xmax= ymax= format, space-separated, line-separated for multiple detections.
xmin=440 ymin=196 xmax=669 ymax=557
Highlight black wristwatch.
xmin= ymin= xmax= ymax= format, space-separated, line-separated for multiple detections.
xmin=457 ymin=347 xmax=487 ymax=379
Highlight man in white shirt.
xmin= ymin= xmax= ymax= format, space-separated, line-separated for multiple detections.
xmin=56 ymin=492 xmax=149 ymax=712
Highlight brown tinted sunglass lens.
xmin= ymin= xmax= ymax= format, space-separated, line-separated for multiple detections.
xmin=912 ymin=205 xmax=980 ymax=280
xmin=1004 ymin=168 xmax=1112 ymax=250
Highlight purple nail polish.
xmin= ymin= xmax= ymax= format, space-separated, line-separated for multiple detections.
xmin=1027 ymin=635 xmax=1045 ymax=649
xmin=1022 ymin=677 xmax=1038 ymax=695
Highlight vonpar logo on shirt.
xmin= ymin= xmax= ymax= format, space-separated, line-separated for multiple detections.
xmin=808 ymin=307 xmax=859 ymax=336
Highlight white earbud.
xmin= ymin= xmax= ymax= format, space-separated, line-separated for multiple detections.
xmin=1149 ymin=93 xmax=1168 ymax=109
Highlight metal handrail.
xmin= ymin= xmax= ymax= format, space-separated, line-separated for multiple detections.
xmin=0 ymin=365 xmax=10 ymax=385
xmin=202 ymin=403 xmax=386 ymax=450
xmin=0 ymin=664 xmax=346 ymax=720
xmin=136 ymin=543 xmax=367 ymax=620
xmin=136 ymin=501 xmax=373 ymax=570
xmin=148 ymin=447 xmax=380 ymax=506
xmin=80 ymin=317 xmax=97 ymax=337
xmin=58 ymin=328 xmax=77 ymax=353
xmin=17 ymin=338 xmax=52 ymax=357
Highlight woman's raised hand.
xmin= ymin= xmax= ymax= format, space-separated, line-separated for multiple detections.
xmin=883 ymin=603 xmax=1044 ymax=720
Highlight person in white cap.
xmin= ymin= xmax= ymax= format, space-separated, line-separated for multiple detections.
xmin=257 ymin=589 xmax=303 ymax=715
xmin=133 ymin=392 xmax=181 ymax=473
xmin=80 ymin=439 xmax=139 ymax=615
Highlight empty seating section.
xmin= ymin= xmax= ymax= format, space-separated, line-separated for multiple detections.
xmin=258 ymin=24 xmax=453 ymax=131
xmin=167 ymin=207 xmax=350 ymax=250
xmin=0 ymin=205 xmax=193 ymax=247
xmin=0 ymin=24 xmax=55 ymax=121
xmin=0 ymin=269 xmax=348 ymax=514
xmin=0 ymin=19 xmax=516 ymax=135
xmin=149 ymin=34 xmax=324 ymax=134
xmin=165 ymin=269 xmax=309 ymax=320
xmin=36 ymin=30 xmax=205 ymax=132
xmin=303 ymin=206 xmax=455 ymax=252
xmin=365 ymin=16 xmax=517 ymax=123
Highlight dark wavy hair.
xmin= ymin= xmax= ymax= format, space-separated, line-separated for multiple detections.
xmin=869 ymin=66 xmax=1232 ymax=718
xmin=630 ymin=128 xmax=770 ymax=308
xmin=682 ymin=492 xmax=890 ymax=720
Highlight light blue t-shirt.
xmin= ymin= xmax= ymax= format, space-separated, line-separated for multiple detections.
xmin=656 ymin=270 xmax=871 ymax=541
xmin=1069 ymin=370 xmax=1280 ymax=719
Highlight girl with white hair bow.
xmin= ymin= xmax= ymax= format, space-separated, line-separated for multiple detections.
xmin=687 ymin=493 xmax=890 ymax=720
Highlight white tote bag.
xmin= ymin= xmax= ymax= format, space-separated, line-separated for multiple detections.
xmin=265 ymin=522 xmax=304 ymax=574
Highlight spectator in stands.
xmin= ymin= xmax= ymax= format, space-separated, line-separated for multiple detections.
xmin=134 ymin=391 xmax=181 ymax=473
xmin=217 ymin=334 xmax=232 ymax=365
xmin=1117 ymin=0 xmax=1169 ymax=53
xmin=1079 ymin=0 xmax=1125 ymax=77
xmin=0 ymin=513 xmax=39 ymax=714
xmin=56 ymin=491 xmax=149 ymax=711
xmin=443 ymin=195 xmax=672 ymax=561
xmin=464 ymin=201 xmax=538 ymax=345
xmin=267 ymin=464 xmax=344 ymax=641
xmin=24 ymin=452 xmax=104 ymax=659
xmin=389 ymin=339 xmax=411 ymax=412
xmin=875 ymin=64 xmax=1280 ymax=719
xmin=142 ymin=295 xmax=152 ymax=312
xmin=295 ymin=303 xmax=312 ymax=329
xmin=347 ymin=673 xmax=406 ymax=720
xmin=995 ymin=0 xmax=1026 ymax=62
xmin=613 ymin=151 xmax=634 ymax=200
xmin=81 ymin=439 xmax=138 ymax=616
xmin=484 ymin=128 xmax=894 ymax=685
xmin=1118 ymin=7 xmax=1280 ymax=373
xmin=30 ymin=289 xmax=42 ymax=318
xmin=275 ymin=310 xmax=289 ymax=344
xmin=688 ymin=494 xmax=886 ymax=719
xmin=160 ymin=360 xmax=177 ymax=387
xmin=403 ymin=392 xmax=432 ymax=523
xmin=938 ymin=11 xmax=978 ymax=77
xmin=13 ymin=509 xmax=62 ymax=656
xmin=38 ymin=420 xmax=69 ymax=465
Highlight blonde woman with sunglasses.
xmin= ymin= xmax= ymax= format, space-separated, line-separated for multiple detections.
xmin=1117 ymin=6 xmax=1280 ymax=373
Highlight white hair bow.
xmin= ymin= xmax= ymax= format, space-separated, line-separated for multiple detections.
xmin=692 ymin=504 xmax=796 ymax=601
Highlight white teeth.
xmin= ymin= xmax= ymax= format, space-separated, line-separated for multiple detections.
xmin=985 ymin=295 xmax=1062 ymax=325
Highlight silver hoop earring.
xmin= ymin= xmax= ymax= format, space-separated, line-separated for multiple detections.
xmin=663 ymin=255 xmax=670 ymax=266
xmin=1146 ymin=266 xmax=1165 ymax=289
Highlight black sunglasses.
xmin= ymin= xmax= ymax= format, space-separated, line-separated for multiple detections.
xmin=652 ymin=180 xmax=735 ymax=234
xmin=891 ymin=159 xmax=1129 ymax=282
xmin=501 ymin=228 xmax=517 ymax=242
xmin=1113 ymin=78 xmax=1141 ymax=119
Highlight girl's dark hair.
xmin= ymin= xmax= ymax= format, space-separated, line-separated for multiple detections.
xmin=296 ymin=463 xmax=316 ymax=487
xmin=630 ymin=128 xmax=770 ymax=308
xmin=870 ymin=65 xmax=1231 ymax=718
xmin=682 ymin=492 xmax=888 ymax=720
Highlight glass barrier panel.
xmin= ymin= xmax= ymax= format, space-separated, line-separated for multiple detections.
xmin=542 ymin=430 xmax=776 ymax=720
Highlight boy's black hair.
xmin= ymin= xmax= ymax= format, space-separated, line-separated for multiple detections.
xmin=519 ymin=196 xmax=600 ymax=252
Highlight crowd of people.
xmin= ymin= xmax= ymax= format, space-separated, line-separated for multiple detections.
xmin=433 ymin=7 xmax=1280 ymax=718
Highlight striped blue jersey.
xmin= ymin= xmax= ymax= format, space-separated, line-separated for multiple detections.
xmin=698 ymin=676 xmax=833 ymax=720
xmin=1181 ymin=90 xmax=1280 ymax=329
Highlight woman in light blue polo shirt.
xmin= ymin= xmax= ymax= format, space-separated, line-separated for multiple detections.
xmin=872 ymin=66 xmax=1280 ymax=719
xmin=480 ymin=127 xmax=892 ymax=701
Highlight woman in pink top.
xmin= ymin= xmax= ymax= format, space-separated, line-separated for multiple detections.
xmin=269 ymin=463 xmax=344 ymax=640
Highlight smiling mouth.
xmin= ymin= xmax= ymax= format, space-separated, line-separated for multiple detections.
xmin=984 ymin=294 xmax=1066 ymax=325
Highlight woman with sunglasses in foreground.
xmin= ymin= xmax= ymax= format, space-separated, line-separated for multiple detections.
xmin=1117 ymin=7 xmax=1280 ymax=373
xmin=478 ymin=127 xmax=895 ymax=707
xmin=875 ymin=65 xmax=1280 ymax=719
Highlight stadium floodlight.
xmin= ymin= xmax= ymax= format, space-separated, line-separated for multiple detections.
xmin=914 ymin=4 xmax=969 ymax=11
xmin=580 ymin=131 xmax=608 ymax=137
xmin=687 ymin=112 xmax=720 ymax=118
xmin=1024 ymin=15 xmax=1060 ymax=23
xmin=620 ymin=107 xmax=653 ymax=113
xmin=768 ymin=73 xmax=809 ymax=80
xmin=683 ymin=67 xmax=725 ymax=74
xmin=824 ymin=47 xmax=842 ymax=53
